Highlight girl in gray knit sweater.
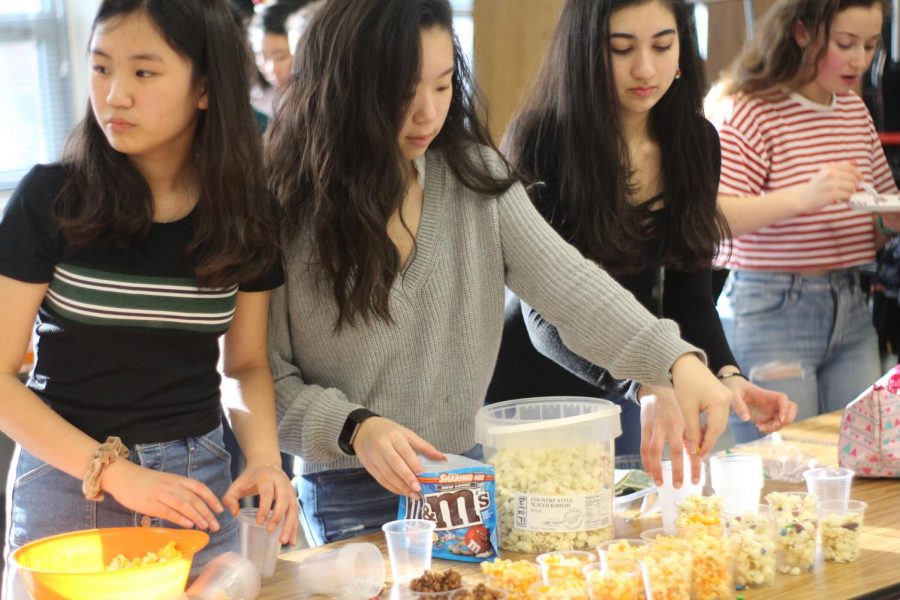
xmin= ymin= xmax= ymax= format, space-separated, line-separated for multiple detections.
xmin=265 ymin=0 xmax=734 ymax=545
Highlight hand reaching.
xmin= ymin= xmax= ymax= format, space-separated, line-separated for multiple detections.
xmin=223 ymin=463 xmax=299 ymax=545
xmin=639 ymin=384 xmax=690 ymax=488
xmin=721 ymin=375 xmax=797 ymax=434
xmin=669 ymin=354 xmax=734 ymax=470
xmin=102 ymin=459 xmax=224 ymax=531
xmin=353 ymin=416 xmax=446 ymax=498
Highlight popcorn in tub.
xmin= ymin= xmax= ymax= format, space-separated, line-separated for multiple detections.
xmin=475 ymin=398 xmax=622 ymax=555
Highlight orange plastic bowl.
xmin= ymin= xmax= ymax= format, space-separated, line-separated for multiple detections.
xmin=12 ymin=527 xmax=208 ymax=600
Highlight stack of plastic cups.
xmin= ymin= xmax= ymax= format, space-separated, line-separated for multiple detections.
xmin=657 ymin=456 xmax=706 ymax=533
xmin=295 ymin=543 xmax=385 ymax=598
xmin=709 ymin=453 xmax=764 ymax=515
xmin=803 ymin=467 xmax=854 ymax=508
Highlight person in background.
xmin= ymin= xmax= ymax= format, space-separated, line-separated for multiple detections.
xmin=227 ymin=0 xmax=276 ymax=131
xmin=266 ymin=0 xmax=733 ymax=546
xmin=708 ymin=0 xmax=898 ymax=442
xmin=250 ymin=0 xmax=308 ymax=115
xmin=0 ymin=0 xmax=297 ymax=591
xmin=490 ymin=0 xmax=797 ymax=481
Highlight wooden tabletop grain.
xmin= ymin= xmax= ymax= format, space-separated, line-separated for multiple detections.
xmin=260 ymin=410 xmax=900 ymax=600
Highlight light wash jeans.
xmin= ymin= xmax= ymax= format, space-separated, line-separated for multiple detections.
xmin=720 ymin=269 xmax=880 ymax=443
xmin=297 ymin=445 xmax=484 ymax=547
xmin=3 ymin=426 xmax=238 ymax=597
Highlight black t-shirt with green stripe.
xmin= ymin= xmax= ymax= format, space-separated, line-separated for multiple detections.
xmin=0 ymin=164 xmax=284 ymax=445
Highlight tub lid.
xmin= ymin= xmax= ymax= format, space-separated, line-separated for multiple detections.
xmin=474 ymin=396 xmax=621 ymax=448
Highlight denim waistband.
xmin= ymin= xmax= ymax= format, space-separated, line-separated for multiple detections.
xmin=730 ymin=268 xmax=863 ymax=291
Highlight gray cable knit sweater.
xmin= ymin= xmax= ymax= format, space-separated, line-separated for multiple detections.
xmin=269 ymin=147 xmax=704 ymax=475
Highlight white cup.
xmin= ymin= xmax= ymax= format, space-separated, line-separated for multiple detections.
xmin=709 ymin=453 xmax=764 ymax=514
xmin=186 ymin=552 xmax=261 ymax=600
xmin=658 ymin=459 xmax=706 ymax=533
xmin=295 ymin=542 xmax=385 ymax=598
xmin=382 ymin=519 xmax=435 ymax=584
xmin=238 ymin=508 xmax=285 ymax=578
xmin=804 ymin=467 xmax=853 ymax=508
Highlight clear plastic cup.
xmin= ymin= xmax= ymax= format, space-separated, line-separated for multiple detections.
xmin=527 ymin=579 xmax=589 ymax=600
xmin=382 ymin=519 xmax=435 ymax=584
xmin=819 ymin=499 xmax=867 ymax=563
xmin=765 ymin=492 xmax=819 ymax=575
xmin=582 ymin=561 xmax=646 ymax=600
xmin=238 ymin=508 xmax=285 ymax=578
xmin=804 ymin=467 xmax=854 ymax=508
xmin=595 ymin=539 xmax=647 ymax=571
xmin=536 ymin=550 xmax=596 ymax=583
xmin=724 ymin=505 xmax=777 ymax=588
xmin=684 ymin=534 xmax=734 ymax=600
xmin=640 ymin=549 xmax=692 ymax=600
xmin=709 ymin=453 xmax=763 ymax=514
xmin=295 ymin=542 xmax=384 ymax=597
xmin=658 ymin=459 xmax=705 ymax=533
xmin=185 ymin=552 xmax=261 ymax=600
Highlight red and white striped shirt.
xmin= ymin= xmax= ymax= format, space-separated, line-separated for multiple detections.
xmin=714 ymin=91 xmax=897 ymax=271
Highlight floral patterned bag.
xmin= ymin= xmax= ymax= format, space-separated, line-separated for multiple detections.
xmin=839 ymin=368 xmax=900 ymax=477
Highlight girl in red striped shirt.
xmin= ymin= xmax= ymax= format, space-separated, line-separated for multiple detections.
xmin=709 ymin=0 xmax=898 ymax=442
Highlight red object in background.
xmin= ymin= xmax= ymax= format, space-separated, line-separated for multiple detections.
xmin=879 ymin=132 xmax=900 ymax=146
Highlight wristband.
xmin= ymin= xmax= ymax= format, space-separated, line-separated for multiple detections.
xmin=338 ymin=408 xmax=379 ymax=455
xmin=82 ymin=436 xmax=130 ymax=501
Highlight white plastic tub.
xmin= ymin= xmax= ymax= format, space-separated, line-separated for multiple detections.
xmin=474 ymin=397 xmax=621 ymax=553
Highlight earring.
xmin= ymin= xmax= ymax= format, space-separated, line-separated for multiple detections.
xmin=674 ymin=64 xmax=683 ymax=80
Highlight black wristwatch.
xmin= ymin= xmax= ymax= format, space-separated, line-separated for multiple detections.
xmin=338 ymin=408 xmax=379 ymax=455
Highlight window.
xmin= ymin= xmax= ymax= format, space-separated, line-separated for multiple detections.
xmin=0 ymin=0 xmax=75 ymax=193
xmin=452 ymin=0 xmax=474 ymax=68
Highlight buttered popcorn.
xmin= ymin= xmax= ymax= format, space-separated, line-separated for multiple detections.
xmin=489 ymin=444 xmax=614 ymax=553
xmin=821 ymin=511 xmax=863 ymax=563
xmin=480 ymin=559 xmax=541 ymax=600
xmin=641 ymin=541 xmax=692 ymax=600
xmin=675 ymin=495 xmax=724 ymax=537
xmin=585 ymin=567 xmax=646 ymax=600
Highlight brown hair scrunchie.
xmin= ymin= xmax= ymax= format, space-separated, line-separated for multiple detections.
xmin=82 ymin=436 xmax=130 ymax=501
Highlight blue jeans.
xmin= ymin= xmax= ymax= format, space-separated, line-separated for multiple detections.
xmin=720 ymin=269 xmax=880 ymax=443
xmin=298 ymin=445 xmax=484 ymax=547
xmin=3 ymin=426 xmax=238 ymax=595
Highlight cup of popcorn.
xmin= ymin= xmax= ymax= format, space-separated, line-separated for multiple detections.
xmin=536 ymin=550 xmax=596 ymax=583
xmin=527 ymin=578 xmax=590 ymax=600
xmin=765 ymin=492 xmax=819 ymax=575
xmin=475 ymin=397 xmax=621 ymax=553
xmin=818 ymin=499 xmax=866 ymax=563
xmin=596 ymin=539 xmax=648 ymax=570
xmin=724 ymin=505 xmax=778 ymax=588
xmin=582 ymin=561 xmax=647 ymax=600
xmin=639 ymin=544 xmax=692 ymax=600
xmin=674 ymin=495 xmax=724 ymax=538
xmin=684 ymin=533 xmax=734 ymax=600
xmin=480 ymin=559 xmax=541 ymax=600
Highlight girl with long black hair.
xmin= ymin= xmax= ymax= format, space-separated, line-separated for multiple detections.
xmin=267 ymin=0 xmax=734 ymax=545
xmin=0 ymin=0 xmax=298 ymax=588
xmin=491 ymin=0 xmax=796 ymax=479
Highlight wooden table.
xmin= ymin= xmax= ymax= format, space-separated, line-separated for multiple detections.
xmin=261 ymin=411 xmax=900 ymax=599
